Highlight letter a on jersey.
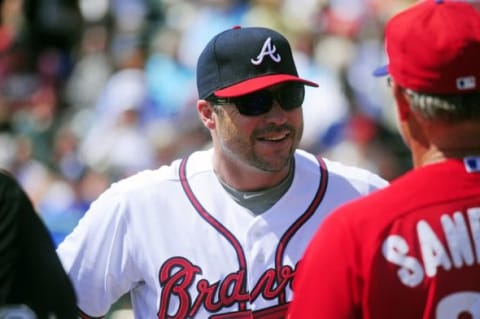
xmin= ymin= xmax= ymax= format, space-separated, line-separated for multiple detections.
xmin=250 ymin=37 xmax=282 ymax=65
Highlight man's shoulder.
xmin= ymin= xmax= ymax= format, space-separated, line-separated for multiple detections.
xmin=326 ymin=171 xmax=416 ymax=223
xmin=105 ymin=149 xmax=213 ymax=195
xmin=296 ymin=150 xmax=387 ymax=181
xmin=0 ymin=169 xmax=30 ymax=211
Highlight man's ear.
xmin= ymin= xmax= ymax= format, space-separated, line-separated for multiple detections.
xmin=393 ymin=85 xmax=411 ymax=121
xmin=197 ymin=100 xmax=216 ymax=129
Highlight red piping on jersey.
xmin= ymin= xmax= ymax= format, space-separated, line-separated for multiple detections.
xmin=179 ymin=157 xmax=249 ymax=311
xmin=275 ymin=155 xmax=328 ymax=304
xmin=179 ymin=155 xmax=328 ymax=309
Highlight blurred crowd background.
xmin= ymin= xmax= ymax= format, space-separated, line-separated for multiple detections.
xmin=0 ymin=0 xmax=415 ymax=254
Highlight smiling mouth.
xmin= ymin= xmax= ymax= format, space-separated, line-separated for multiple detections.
xmin=258 ymin=132 xmax=290 ymax=142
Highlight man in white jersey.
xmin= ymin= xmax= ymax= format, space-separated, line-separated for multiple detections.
xmin=57 ymin=26 xmax=388 ymax=318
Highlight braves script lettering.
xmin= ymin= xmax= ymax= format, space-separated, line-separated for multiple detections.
xmin=157 ymin=257 xmax=296 ymax=318
xmin=250 ymin=37 xmax=281 ymax=65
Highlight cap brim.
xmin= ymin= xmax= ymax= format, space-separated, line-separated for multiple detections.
xmin=372 ymin=65 xmax=389 ymax=77
xmin=214 ymin=74 xmax=319 ymax=98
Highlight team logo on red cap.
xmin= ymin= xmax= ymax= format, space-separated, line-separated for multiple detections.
xmin=456 ymin=76 xmax=476 ymax=90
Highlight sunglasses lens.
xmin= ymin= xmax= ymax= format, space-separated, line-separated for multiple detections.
xmin=277 ymin=84 xmax=305 ymax=110
xmin=235 ymin=91 xmax=273 ymax=116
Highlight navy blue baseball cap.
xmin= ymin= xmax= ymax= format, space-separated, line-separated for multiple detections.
xmin=196 ymin=26 xmax=318 ymax=99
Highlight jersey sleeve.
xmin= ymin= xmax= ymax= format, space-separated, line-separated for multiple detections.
xmin=289 ymin=209 xmax=359 ymax=319
xmin=57 ymin=185 xmax=140 ymax=317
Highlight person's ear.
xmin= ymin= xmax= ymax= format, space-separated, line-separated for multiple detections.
xmin=197 ymin=100 xmax=216 ymax=129
xmin=393 ymin=85 xmax=411 ymax=121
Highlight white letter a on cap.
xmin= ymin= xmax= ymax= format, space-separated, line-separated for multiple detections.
xmin=251 ymin=37 xmax=281 ymax=65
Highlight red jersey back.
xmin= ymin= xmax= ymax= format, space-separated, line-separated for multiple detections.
xmin=289 ymin=158 xmax=480 ymax=319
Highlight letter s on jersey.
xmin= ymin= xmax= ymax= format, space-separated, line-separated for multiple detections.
xmin=382 ymin=235 xmax=424 ymax=287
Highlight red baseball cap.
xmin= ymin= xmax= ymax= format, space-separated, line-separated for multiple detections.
xmin=196 ymin=27 xmax=318 ymax=99
xmin=373 ymin=0 xmax=480 ymax=94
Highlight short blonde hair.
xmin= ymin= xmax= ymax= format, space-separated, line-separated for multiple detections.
xmin=404 ymin=89 xmax=480 ymax=122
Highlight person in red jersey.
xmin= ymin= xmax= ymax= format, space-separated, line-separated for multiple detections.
xmin=288 ymin=1 xmax=480 ymax=318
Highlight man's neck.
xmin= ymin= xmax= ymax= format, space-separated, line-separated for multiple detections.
xmin=413 ymin=120 xmax=480 ymax=167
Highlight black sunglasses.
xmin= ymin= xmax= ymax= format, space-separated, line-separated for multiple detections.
xmin=208 ymin=83 xmax=305 ymax=116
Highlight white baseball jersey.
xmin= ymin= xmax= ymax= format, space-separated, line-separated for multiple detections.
xmin=57 ymin=148 xmax=388 ymax=318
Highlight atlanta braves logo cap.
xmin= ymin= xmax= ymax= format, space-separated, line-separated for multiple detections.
xmin=196 ymin=26 xmax=318 ymax=99
xmin=373 ymin=0 xmax=480 ymax=94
